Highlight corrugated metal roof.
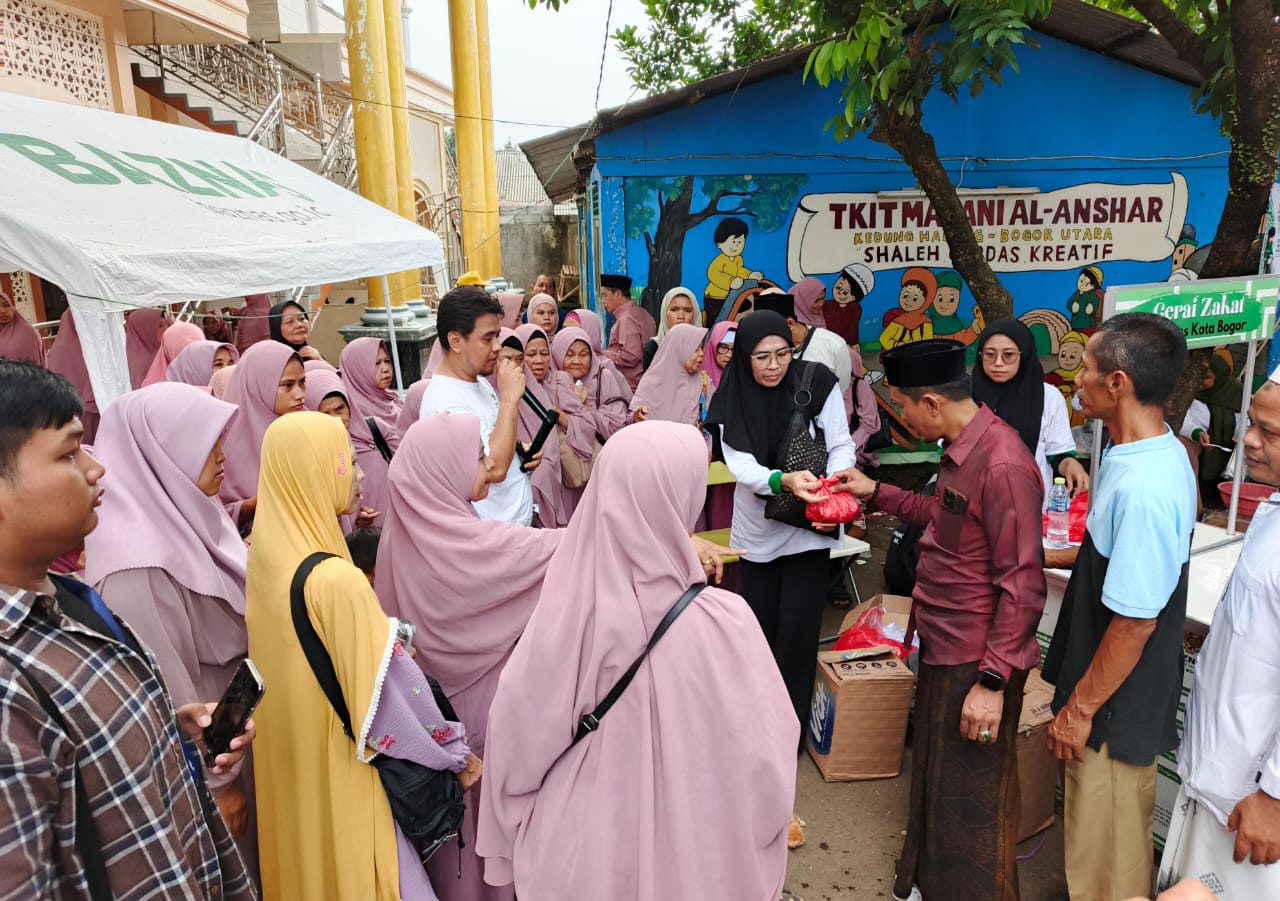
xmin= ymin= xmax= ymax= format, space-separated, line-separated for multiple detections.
xmin=521 ymin=0 xmax=1200 ymax=203
xmin=496 ymin=149 xmax=576 ymax=216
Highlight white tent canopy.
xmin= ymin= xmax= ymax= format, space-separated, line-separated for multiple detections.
xmin=0 ymin=91 xmax=444 ymax=406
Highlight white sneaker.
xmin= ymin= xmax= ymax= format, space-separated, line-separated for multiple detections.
xmin=892 ymin=886 xmax=922 ymax=901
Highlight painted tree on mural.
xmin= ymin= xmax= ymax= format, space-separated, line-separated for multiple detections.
xmin=625 ymin=175 xmax=807 ymax=315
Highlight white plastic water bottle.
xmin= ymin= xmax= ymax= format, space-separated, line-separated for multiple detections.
xmin=1046 ymin=477 xmax=1071 ymax=549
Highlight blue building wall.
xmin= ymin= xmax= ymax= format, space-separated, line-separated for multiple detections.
xmin=580 ymin=30 xmax=1233 ymax=378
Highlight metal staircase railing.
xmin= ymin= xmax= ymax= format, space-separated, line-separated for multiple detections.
xmin=132 ymin=41 xmax=355 ymax=178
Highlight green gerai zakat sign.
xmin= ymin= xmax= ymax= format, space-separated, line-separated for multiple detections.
xmin=1108 ymin=276 xmax=1279 ymax=349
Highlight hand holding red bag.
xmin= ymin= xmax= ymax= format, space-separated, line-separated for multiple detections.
xmin=805 ymin=476 xmax=863 ymax=525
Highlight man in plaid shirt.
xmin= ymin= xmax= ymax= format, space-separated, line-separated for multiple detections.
xmin=0 ymin=360 xmax=255 ymax=899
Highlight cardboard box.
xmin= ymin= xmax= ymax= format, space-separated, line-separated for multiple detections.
xmin=807 ymin=595 xmax=916 ymax=781
xmin=1016 ymin=668 xmax=1057 ymax=841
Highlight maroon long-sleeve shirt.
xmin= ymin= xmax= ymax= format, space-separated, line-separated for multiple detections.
xmin=602 ymin=300 xmax=656 ymax=391
xmin=875 ymin=405 xmax=1047 ymax=678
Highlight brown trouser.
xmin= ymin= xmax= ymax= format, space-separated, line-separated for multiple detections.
xmin=1064 ymin=742 xmax=1157 ymax=901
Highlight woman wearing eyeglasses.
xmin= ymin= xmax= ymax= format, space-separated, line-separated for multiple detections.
xmin=704 ymin=310 xmax=854 ymax=737
xmin=972 ymin=320 xmax=1089 ymax=509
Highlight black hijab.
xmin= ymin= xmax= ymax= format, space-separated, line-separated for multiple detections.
xmin=971 ymin=319 xmax=1044 ymax=453
xmin=268 ymin=301 xmax=309 ymax=350
xmin=705 ymin=310 xmax=839 ymax=468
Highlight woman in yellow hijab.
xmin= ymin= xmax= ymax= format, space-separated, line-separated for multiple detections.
xmin=247 ymin=412 xmax=476 ymax=900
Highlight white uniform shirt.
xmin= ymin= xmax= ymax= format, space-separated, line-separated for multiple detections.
xmin=1034 ymin=382 xmax=1077 ymax=509
xmin=793 ymin=327 xmax=852 ymax=396
xmin=1178 ymin=491 xmax=1280 ymax=826
xmin=721 ymin=384 xmax=856 ymax=562
xmin=420 ymin=374 xmax=534 ymax=526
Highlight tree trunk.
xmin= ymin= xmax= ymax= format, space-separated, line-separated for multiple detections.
xmin=641 ymin=177 xmax=696 ymax=319
xmin=1199 ymin=0 xmax=1280 ymax=280
xmin=872 ymin=108 xmax=1015 ymax=323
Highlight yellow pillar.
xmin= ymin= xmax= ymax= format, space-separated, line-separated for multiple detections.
xmin=474 ymin=0 xmax=501 ymax=279
xmin=345 ymin=0 xmax=401 ymax=311
xmin=383 ymin=0 xmax=420 ymax=307
xmin=448 ymin=0 xmax=490 ymax=278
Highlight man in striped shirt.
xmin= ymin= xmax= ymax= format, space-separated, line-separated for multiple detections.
xmin=0 ymin=360 xmax=255 ymax=900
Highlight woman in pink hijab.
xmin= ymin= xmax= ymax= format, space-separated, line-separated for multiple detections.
xmin=563 ymin=308 xmax=632 ymax=402
xmin=46 ymin=309 xmax=100 ymax=442
xmin=551 ymin=326 xmax=630 ymax=445
xmin=376 ymin=413 xmax=563 ymax=901
xmin=209 ymin=363 xmax=237 ymax=399
xmin=703 ymin=320 xmax=737 ymax=390
xmin=125 ymin=307 xmax=170 ymax=389
xmin=630 ymin=322 xmax=710 ymax=428
xmin=495 ymin=292 xmax=524 ymax=329
xmin=523 ymin=293 xmax=559 ymax=339
xmin=233 ymin=293 xmax=272 ymax=354
xmin=218 ymin=341 xmax=307 ymax=528
xmin=514 ymin=324 xmax=590 ymax=526
xmin=394 ymin=342 xmax=444 ymax=437
xmin=305 ymin=367 xmax=386 ymax=529
xmin=85 ymin=382 xmax=255 ymax=850
xmin=339 ymin=337 xmax=403 ymax=451
xmin=476 ymin=421 xmax=797 ymax=899
xmin=0 ymin=288 xmax=46 ymax=365
xmin=142 ymin=320 xmax=204 ymax=386
xmin=167 ymin=340 xmax=239 ymax=388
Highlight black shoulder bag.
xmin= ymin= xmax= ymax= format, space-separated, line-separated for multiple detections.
xmin=570 ymin=583 xmax=705 ymax=746
xmin=764 ymin=363 xmax=832 ymax=534
xmin=290 ymin=552 xmax=465 ymax=866
xmin=366 ymin=418 xmax=395 ymax=464
xmin=0 ymin=649 xmax=113 ymax=900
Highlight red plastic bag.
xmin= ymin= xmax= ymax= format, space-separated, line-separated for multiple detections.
xmin=831 ymin=603 xmax=911 ymax=661
xmin=1041 ymin=490 xmax=1089 ymax=544
xmin=805 ymin=476 xmax=863 ymax=524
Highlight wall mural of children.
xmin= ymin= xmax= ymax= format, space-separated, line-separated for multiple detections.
xmin=1065 ymin=266 xmax=1104 ymax=332
xmin=927 ymin=270 xmax=985 ymax=346
xmin=878 ymin=266 xmax=937 ymax=351
xmin=703 ymin=217 xmax=763 ymax=325
xmin=1044 ymin=329 xmax=1088 ymax=426
xmin=825 ymin=263 xmax=874 ymax=347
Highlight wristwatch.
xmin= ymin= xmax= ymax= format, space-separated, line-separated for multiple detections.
xmin=977 ymin=668 xmax=1006 ymax=692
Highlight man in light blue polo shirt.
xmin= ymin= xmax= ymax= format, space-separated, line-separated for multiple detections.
xmin=1042 ymin=312 xmax=1197 ymax=901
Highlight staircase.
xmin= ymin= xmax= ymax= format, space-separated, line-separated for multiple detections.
xmin=130 ymin=41 xmax=357 ymax=186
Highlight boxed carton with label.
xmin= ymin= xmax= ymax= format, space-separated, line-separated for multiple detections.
xmin=1016 ymin=667 xmax=1057 ymax=841
xmin=807 ymin=595 xmax=916 ymax=782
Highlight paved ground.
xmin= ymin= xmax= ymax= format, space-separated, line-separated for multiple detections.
xmin=783 ymin=477 xmax=1070 ymax=900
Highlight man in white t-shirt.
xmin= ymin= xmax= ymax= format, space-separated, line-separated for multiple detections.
xmin=421 ymin=287 xmax=539 ymax=525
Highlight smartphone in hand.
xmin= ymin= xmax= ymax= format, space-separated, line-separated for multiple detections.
xmin=202 ymin=659 xmax=265 ymax=766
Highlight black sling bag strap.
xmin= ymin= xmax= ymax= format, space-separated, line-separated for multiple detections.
xmin=366 ymin=418 xmax=395 ymax=464
xmin=290 ymin=552 xmax=357 ymax=737
xmin=572 ymin=582 xmax=706 ymax=746
xmin=0 ymin=649 xmax=113 ymax=900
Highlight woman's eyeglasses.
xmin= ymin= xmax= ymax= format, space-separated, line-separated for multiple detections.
xmin=715 ymin=344 xmax=734 ymax=356
xmin=750 ymin=347 xmax=794 ymax=365
xmin=981 ymin=349 xmax=1022 ymax=364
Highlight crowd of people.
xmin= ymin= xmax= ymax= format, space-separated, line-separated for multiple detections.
xmin=0 ymin=274 xmax=1276 ymax=901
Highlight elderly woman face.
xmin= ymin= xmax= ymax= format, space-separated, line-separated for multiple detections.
xmin=749 ymin=334 xmax=793 ymax=388
xmin=563 ymin=340 xmax=592 ymax=382
xmin=525 ymin=337 xmax=550 ymax=381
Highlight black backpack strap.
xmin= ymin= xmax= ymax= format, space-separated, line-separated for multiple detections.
xmin=289 ymin=552 xmax=355 ymax=739
xmin=572 ymin=583 xmax=705 ymax=745
xmin=366 ymin=418 xmax=395 ymax=464
xmin=0 ymin=650 xmax=113 ymax=901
